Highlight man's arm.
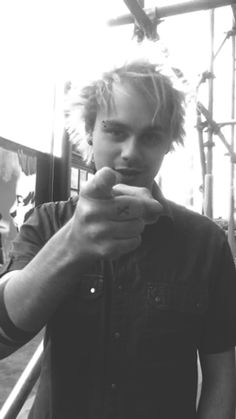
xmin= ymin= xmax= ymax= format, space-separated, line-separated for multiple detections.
xmin=197 ymin=349 xmax=236 ymax=419
xmin=0 ymin=168 xmax=161 ymax=359
xmin=0 ymin=271 xmax=30 ymax=358
xmin=0 ymin=216 xmax=89 ymax=360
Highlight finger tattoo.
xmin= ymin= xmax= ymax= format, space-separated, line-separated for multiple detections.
xmin=117 ymin=205 xmax=130 ymax=216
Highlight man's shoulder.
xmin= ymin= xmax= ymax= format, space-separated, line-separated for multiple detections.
xmin=33 ymin=196 xmax=78 ymax=223
xmin=19 ymin=196 xmax=78 ymax=241
xmin=37 ymin=195 xmax=78 ymax=211
xmin=167 ymin=199 xmax=225 ymax=241
xmin=154 ymin=184 xmax=223 ymax=239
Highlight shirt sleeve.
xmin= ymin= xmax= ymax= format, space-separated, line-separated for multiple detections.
xmin=199 ymin=237 xmax=236 ymax=354
xmin=0 ymin=209 xmax=43 ymax=278
xmin=0 ymin=278 xmax=37 ymax=346
xmin=0 ymin=201 xmax=71 ymax=345
xmin=0 ymin=208 xmax=46 ymax=345
xmin=0 ymin=201 xmax=68 ymax=279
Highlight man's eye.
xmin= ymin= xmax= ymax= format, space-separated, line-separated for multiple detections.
xmin=145 ymin=132 xmax=157 ymax=142
xmin=111 ymin=129 xmax=123 ymax=136
xmin=106 ymin=129 xmax=126 ymax=140
xmin=144 ymin=131 xmax=163 ymax=143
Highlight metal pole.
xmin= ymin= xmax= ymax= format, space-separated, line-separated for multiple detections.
xmin=204 ymin=10 xmax=215 ymax=219
xmin=108 ymin=0 xmax=235 ymax=26
xmin=218 ymin=120 xmax=236 ymax=126
xmin=0 ymin=341 xmax=43 ymax=419
xmin=228 ymin=21 xmax=236 ymax=257
xmin=196 ymin=109 xmax=207 ymax=188
xmin=123 ymin=0 xmax=153 ymax=38
xmin=197 ymin=102 xmax=235 ymax=157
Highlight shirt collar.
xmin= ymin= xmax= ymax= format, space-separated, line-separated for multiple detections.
xmin=152 ymin=182 xmax=174 ymax=223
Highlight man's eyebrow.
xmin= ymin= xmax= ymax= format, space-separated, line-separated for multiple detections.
xmin=144 ymin=125 xmax=164 ymax=131
xmin=101 ymin=120 xmax=164 ymax=132
xmin=143 ymin=126 xmax=165 ymax=136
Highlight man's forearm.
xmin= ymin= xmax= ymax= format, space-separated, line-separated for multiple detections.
xmin=197 ymin=350 xmax=236 ymax=419
xmin=197 ymin=388 xmax=235 ymax=419
xmin=3 ymin=219 xmax=92 ymax=333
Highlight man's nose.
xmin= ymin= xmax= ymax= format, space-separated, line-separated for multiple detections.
xmin=121 ymin=135 xmax=141 ymax=161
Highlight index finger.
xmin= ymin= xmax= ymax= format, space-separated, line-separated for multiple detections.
xmin=80 ymin=167 xmax=120 ymax=200
xmin=111 ymin=195 xmax=162 ymax=224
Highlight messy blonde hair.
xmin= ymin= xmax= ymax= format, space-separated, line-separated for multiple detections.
xmin=66 ymin=60 xmax=186 ymax=166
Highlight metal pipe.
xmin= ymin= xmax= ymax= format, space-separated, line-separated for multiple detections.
xmin=108 ymin=0 xmax=235 ymax=26
xmin=213 ymin=34 xmax=229 ymax=60
xmin=218 ymin=120 xmax=236 ymax=126
xmin=214 ymin=25 xmax=236 ymax=61
xmin=123 ymin=0 xmax=153 ymax=38
xmin=197 ymin=102 xmax=234 ymax=156
xmin=0 ymin=341 xmax=43 ymax=419
xmin=196 ymin=110 xmax=207 ymax=188
xmin=204 ymin=10 xmax=215 ymax=219
xmin=231 ymin=4 xmax=236 ymax=22
xmin=204 ymin=174 xmax=214 ymax=218
xmin=228 ymin=20 xmax=236 ymax=256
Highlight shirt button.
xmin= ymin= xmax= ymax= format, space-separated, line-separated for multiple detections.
xmin=114 ymin=332 xmax=120 ymax=340
xmin=89 ymin=287 xmax=96 ymax=294
xmin=111 ymin=383 xmax=116 ymax=390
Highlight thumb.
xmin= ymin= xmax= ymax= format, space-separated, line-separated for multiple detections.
xmin=143 ymin=199 xmax=162 ymax=224
xmin=81 ymin=167 xmax=120 ymax=199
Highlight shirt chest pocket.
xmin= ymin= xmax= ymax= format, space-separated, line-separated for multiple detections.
xmin=79 ymin=274 xmax=104 ymax=299
xmin=147 ymin=280 xmax=208 ymax=316
xmin=65 ymin=274 xmax=104 ymax=316
xmin=137 ymin=280 xmax=209 ymax=363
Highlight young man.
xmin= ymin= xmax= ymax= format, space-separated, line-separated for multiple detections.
xmin=0 ymin=61 xmax=236 ymax=418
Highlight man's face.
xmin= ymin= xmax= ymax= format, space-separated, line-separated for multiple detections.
xmin=92 ymin=81 xmax=170 ymax=191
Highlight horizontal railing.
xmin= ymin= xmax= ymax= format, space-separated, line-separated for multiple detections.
xmin=107 ymin=0 xmax=235 ymax=26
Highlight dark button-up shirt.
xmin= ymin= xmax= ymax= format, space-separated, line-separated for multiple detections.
xmin=1 ymin=186 xmax=236 ymax=418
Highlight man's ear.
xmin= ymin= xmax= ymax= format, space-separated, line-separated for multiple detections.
xmin=87 ymin=136 xmax=93 ymax=146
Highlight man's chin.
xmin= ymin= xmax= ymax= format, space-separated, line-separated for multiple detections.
xmin=118 ymin=174 xmax=139 ymax=186
xmin=119 ymin=176 xmax=152 ymax=190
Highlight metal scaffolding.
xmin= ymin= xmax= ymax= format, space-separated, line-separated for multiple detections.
xmin=196 ymin=5 xmax=236 ymax=255
xmin=110 ymin=0 xmax=236 ymax=251
xmin=109 ymin=0 xmax=236 ymax=253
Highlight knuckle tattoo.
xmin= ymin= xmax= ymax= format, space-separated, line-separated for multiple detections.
xmin=117 ymin=205 xmax=130 ymax=217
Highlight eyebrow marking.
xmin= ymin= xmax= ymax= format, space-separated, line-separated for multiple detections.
xmin=102 ymin=120 xmax=128 ymax=130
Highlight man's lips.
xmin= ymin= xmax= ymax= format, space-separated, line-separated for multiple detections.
xmin=115 ymin=168 xmax=143 ymax=177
